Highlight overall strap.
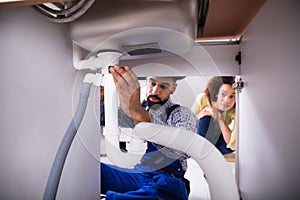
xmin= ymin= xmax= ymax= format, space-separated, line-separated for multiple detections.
xmin=141 ymin=104 xmax=185 ymax=177
xmin=166 ymin=104 xmax=180 ymax=120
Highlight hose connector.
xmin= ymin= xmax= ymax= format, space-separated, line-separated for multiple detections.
xmin=83 ymin=73 xmax=103 ymax=86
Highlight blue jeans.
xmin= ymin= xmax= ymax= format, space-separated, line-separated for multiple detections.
xmin=197 ymin=116 xmax=234 ymax=155
xmin=101 ymin=163 xmax=188 ymax=200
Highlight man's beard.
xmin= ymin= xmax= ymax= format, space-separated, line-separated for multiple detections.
xmin=147 ymin=95 xmax=167 ymax=110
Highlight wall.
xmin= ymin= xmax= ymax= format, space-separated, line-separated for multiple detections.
xmin=239 ymin=0 xmax=300 ymax=199
xmin=0 ymin=6 xmax=100 ymax=200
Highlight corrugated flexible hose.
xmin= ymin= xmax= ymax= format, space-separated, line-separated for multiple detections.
xmin=43 ymin=82 xmax=91 ymax=200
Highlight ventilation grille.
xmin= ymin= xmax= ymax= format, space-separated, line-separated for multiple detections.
xmin=122 ymin=43 xmax=162 ymax=56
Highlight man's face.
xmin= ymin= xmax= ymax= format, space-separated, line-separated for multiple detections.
xmin=145 ymin=77 xmax=177 ymax=107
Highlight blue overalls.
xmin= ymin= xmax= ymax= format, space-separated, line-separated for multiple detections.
xmin=101 ymin=104 xmax=190 ymax=199
xmin=197 ymin=116 xmax=234 ymax=155
xmin=101 ymin=141 xmax=189 ymax=200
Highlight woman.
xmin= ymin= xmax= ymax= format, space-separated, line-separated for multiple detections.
xmin=191 ymin=76 xmax=236 ymax=154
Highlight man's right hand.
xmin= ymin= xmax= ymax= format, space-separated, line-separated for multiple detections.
xmin=109 ymin=65 xmax=151 ymax=124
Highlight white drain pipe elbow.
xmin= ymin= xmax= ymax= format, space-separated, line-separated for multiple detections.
xmin=72 ymin=42 xmax=122 ymax=71
xmin=133 ymin=122 xmax=240 ymax=200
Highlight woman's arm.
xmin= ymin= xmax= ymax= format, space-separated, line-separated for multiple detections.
xmin=216 ymin=117 xmax=232 ymax=144
xmin=197 ymin=106 xmax=232 ymax=144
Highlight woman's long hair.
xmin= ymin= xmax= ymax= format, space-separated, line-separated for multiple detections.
xmin=204 ymin=76 xmax=235 ymax=105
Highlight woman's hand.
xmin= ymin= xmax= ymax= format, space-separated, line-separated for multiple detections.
xmin=197 ymin=106 xmax=222 ymax=121
xmin=198 ymin=106 xmax=232 ymax=144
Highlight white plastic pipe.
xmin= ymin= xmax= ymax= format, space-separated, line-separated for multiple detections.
xmin=133 ymin=122 xmax=240 ymax=200
xmin=72 ymin=42 xmax=122 ymax=70
xmin=101 ymin=68 xmax=144 ymax=167
xmin=101 ymin=70 xmax=120 ymax=153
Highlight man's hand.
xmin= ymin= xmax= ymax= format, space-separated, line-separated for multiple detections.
xmin=109 ymin=65 xmax=151 ymax=124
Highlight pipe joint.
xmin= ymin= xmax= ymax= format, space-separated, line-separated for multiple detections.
xmin=83 ymin=73 xmax=103 ymax=86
